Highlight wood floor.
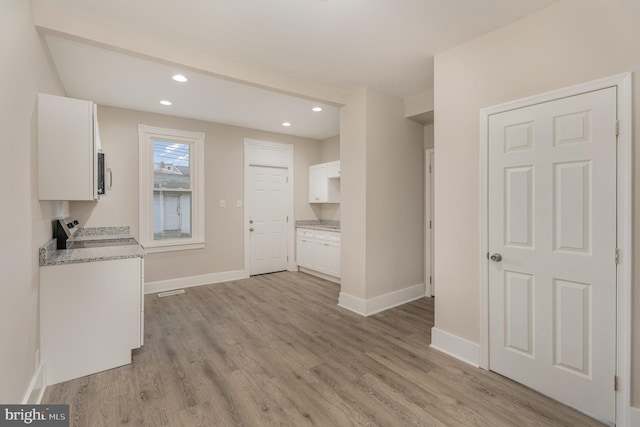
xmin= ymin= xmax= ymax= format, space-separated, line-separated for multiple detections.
xmin=43 ymin=271 xmax=604 ymax=426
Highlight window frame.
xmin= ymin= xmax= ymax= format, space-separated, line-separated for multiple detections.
xmin=138 ymin=124 xmax=205 ymax=253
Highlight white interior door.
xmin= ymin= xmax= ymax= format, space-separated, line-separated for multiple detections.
xmin=248 ymin=166 xmax=288 ymax=275
xmin=488 ymin=87 xmax=617 ymax=423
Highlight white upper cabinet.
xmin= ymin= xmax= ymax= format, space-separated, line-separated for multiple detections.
xmin=327 ymin=160 xmax=340 ymax=178
xmin=309 ymin=161 xmax=340 ymax=203
xmin=38 ymin=93 xmax=101 ymax=201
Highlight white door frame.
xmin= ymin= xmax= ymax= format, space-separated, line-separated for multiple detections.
xmin=425 ymin=148 xmax=434 ymax=297
xmin=244 ymin=138 xmax=296 ymax=275
xmin=479 ymin=72 xmax=632 ymax=426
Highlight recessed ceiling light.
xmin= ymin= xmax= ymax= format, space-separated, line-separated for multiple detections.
xmin=282 ymin=122 xmax=292 ymax=127
xmin=312 ymin=107 xmax=323 ymax=112
xmin=172 ymin=74 xmax=188 ymax=83
xmin=160 ymin=100 xmax=172 ymax=106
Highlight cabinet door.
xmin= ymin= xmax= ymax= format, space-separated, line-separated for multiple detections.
xmin=38 ymin=93 xmax=97 ymax=201
xmin=296 ymin=236 xmax=313 ymax=268
xmin=326 ymin=241 xmax=341 ymax=278
xmin=40 ymin=258 xmax=140 ymax=385
xmin=314 ymin=240 xmax=330 ymax=273
xmin=309 ymin=164 xmax=328 ymax=202
xmin=327 ymin=161 xmax=340 ymax=178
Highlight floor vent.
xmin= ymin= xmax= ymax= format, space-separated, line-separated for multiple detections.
xmin=158 ymin=289 xmax=186 ymax=298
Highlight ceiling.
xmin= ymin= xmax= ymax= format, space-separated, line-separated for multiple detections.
xmin=36 ymin=0 xmax=556 ymax=140
xmin=44 ymin=35 xmax=341 ymax=140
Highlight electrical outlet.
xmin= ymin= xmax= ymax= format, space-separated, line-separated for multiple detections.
xmin=236 ymin=200 xmax=243 ymax=208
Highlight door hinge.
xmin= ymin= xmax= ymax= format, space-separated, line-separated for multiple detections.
xmin=615 ymin=248 xmax=620 ymax=264
xmin=286 ymin=176 xmax=289 ymax=183
xmin=429 ymin=165 xmax=432 ymax=174
xmin=429 ymin=276 xmax=432 ymax=285
xmin=429 ymin=220 xmax=432 ymax=229
xmin=615 ymin=120 xmax=620 ymax=137
xmin=287 ymin=256 xmax=289 ymax=262
xmin=286 ymin=216 xmax=289 ymax=223
xmin=614 ymin=375 xmax=618 ymax=391
xmin=486 ymin=252 xmax=490 ymax=260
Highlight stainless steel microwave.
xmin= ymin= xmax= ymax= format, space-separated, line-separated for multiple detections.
xmin=97 ymin=151 xmax=106 ymax=196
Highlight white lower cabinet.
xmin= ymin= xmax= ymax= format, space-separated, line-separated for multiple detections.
xmin=296 ymin=228 xmax=340 ymax=281
xmin=40 ymin=257 xmax=144 ymax=386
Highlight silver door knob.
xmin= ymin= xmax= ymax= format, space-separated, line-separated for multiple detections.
xmin=249 ymin=227 xmax=254 ymax=232
xmin=490 ymin=253 xmax=502 ymax=262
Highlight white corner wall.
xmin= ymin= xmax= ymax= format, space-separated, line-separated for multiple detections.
xmin=339 ymin=87 xmax=425 ymax=312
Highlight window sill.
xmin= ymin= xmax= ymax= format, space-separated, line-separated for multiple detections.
xmin=143 ymin=241 xmax=205 ymax=254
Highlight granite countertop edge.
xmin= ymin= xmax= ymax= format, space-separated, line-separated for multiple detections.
xmin=295 ymin=220 xmax=341 ymax=232
xmin=40 ymin=226 xmax=145 ymax=267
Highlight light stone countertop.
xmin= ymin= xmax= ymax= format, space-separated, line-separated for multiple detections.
xmin=40 ymin=226 xmax=145 ymax=267
xmin=295 ymin=220 xmax=340 ymax=232
xmin=72 ymin=226 xmax=131 ymax=242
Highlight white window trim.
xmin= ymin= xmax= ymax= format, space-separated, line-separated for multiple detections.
xmin=138 ymin=124 xmax=205 ymax=253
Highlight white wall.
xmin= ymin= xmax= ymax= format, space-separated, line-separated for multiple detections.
xmin=71 ymin=106 xmax=323 ymax=283
xmin=320 ymin=135 xmax=340 ymax=163
xmin=365 ymin=89 xmax=424 ymax=299
xmin=433 ymin=0 xmax=640 ymax=406
xmin=340 ymin=87 xmax=424 ymax=303
xmin=340 ymin=88 xmax=368 ymax=299
xmin=0 ymin=0 xmax=66 ymax=403
xmin=424 ymin=124 xmax=434 ymax=149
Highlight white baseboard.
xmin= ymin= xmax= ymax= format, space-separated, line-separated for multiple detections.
xmin=338 ymin=292 xmax=368 ymax=316
xmin=22 ymin=362 xmax=46 ymax=404
xmin=630 ymin=407 xmax=640 ymax=427
xmin=145 ymin=269 xmax=249 ymax=294
xmin=299 ymin=267 xmax=341 ymax=284
xmin=338 ymin=283 xmax=426 ymax=316
xmin=430 ymin=327 xmax=480 ymax=368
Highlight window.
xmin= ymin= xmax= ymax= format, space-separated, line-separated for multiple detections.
xmin=138 ymin=125 xmax=204 ymax=252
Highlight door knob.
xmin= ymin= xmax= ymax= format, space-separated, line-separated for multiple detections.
xmin=490 ymin=253 xmax=502 ymax=262
xmin=249 ymin=227 xmax=255 ymax=232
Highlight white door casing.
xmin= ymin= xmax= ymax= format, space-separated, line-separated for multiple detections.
xmin=248 ymin=166 xmax=288 ymax=275
xmin=244 ymin=139 xmax=295 ymax=276
xmin=425 ymin=149 xmax=435 ymax=297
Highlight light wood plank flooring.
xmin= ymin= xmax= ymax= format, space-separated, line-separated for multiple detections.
xmin=43 ymin=271 xmax=604 ymax=426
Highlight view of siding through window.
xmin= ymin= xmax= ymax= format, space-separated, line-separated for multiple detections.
xmin=153 ymin=140 xmax=192 ymax=240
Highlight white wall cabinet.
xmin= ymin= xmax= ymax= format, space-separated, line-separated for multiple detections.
xmin=38 ymin=93 xmax=102 ymax=201
xmin=309 ymin=161 xmax=340 ymax=203
xmin=296 ymin=228 xmax=340 ymax=281
xmin=327 ymin=160 xmax=341 ymax=178
xmin=40 ymin=257 xmax=144 ymax=386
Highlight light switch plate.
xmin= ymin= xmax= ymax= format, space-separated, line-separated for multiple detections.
xmin=236 ymin=200 xmax=243 ymax=208
xmin=219 ymin=200 xmax=226 ymax=208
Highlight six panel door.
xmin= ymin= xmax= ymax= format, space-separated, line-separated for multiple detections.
xmin=488 ymin=87 xmax=617 ymax=423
